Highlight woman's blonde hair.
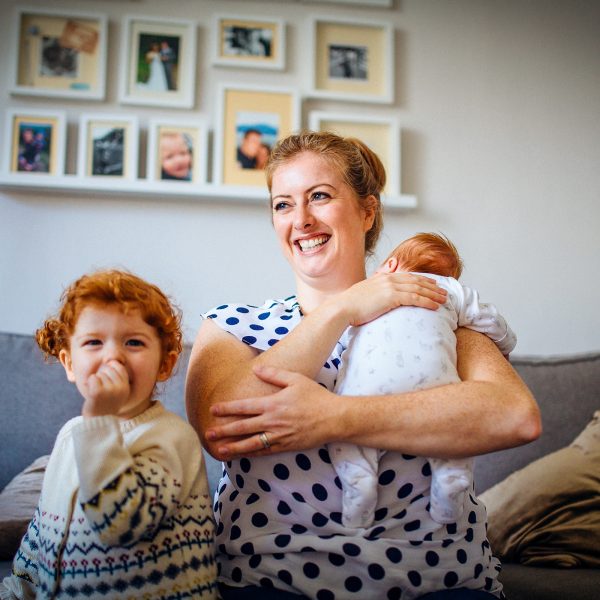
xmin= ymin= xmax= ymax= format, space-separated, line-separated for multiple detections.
xmin=36 ymin=269 xmax=182 ymax=374
xmin=265 ymin=130 xmax=385 ymax=255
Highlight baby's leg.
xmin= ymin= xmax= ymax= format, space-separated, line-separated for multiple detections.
xmin=428 ymin=457 xmax=474 ymax=524
xmin=329 ymin=443 xmax=380 ymax=528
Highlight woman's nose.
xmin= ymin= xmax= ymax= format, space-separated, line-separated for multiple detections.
xmin=293 ymin=205 xmax=315 ymax=230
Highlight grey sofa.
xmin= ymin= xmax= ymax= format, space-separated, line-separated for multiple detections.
xmin=1 ymin=330 xmax=599 ymax=599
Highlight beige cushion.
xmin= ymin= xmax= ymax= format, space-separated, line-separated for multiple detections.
xmin=480 ymin=411 xmax=600 ymax=568
xmin=0 ymin=455 xmax=48 ymax=560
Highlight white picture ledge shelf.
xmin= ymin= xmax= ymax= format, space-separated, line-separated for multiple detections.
xmin=0 ymin=174 xmax=417 ymax=209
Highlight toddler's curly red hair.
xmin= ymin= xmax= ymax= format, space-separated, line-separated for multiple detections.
xmin=36 ymin=270 xmax=182 ymax=373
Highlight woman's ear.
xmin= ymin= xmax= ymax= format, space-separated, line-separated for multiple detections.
xmin=157 ymin=351 xmax=179 ymax=382
xmin=59 ymin=349 xmax=76 ymax=383
xmin=362 ymin=195 xmax=378 ymax=232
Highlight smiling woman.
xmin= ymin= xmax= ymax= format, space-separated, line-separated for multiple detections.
xmin=185 ymin=130 xmax=540 ymax=600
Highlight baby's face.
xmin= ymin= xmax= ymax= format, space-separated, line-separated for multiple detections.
xmin=160 ymin=135 xmax=192 ymax=179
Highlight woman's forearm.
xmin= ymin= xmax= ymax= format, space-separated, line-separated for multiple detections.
xmin=337 ymin=329 xmax=541 ymax=457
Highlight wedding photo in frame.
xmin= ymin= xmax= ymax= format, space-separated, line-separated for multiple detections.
xmin=309 ymin=111 xmax=400 ymax=197
xmin=146 ymin=118 xmax=208 ymax=184
xmin=212 ymin=15 xmax=285 ymax=70
xmin=215 ymin=84 xmax=300 ymax=187
xmin=77 ymin=114 xmax=139 ymax=180
xmin=308 ymin=16 xmax=394 ymax=104
xmin=4 ymin=108 xmax=66 ymax=176
xmin=119 ymin=16 xmax=196 ymax=108
xmin=9 ymin=7 xmax=107 ymax=100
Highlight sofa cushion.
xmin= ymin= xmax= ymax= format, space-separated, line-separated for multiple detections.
xmin=0 ymin=455 xmax=48 ymax=560
xmin=481 ymin=411 xmax=600 ymax=568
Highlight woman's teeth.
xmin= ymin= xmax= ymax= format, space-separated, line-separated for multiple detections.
xmin=298 ymin=236 xmax=329 ymax=251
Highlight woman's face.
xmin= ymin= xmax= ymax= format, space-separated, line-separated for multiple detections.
xmin=271 ymin=152 xmax=374 ymax=289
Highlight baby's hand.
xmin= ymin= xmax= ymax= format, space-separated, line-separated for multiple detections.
xmin=81 ymin=360 xmax=130 ymax=418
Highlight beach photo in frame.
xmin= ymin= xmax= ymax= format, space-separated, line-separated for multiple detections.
xmin=147 ymin=118 xmax=208 ymax=184
xmin=215 ymin=84 xmax=300 ymax=187
xmin=308 ymin=16 xmax=394 ymax=104
xmin=212 ymin=15 xmax=285 ymax=70
xmin=77 ymin=114 xmax=139 ymax=180
xmin=9 ymin=7 xmax=107 ymax=100
xmin=309 ymin=111 xmax=400 ymax=197
xmin=4 ymin=108 xmax=66 ymax=176
xmin=119 ymin=16 xmax=196 ymax=108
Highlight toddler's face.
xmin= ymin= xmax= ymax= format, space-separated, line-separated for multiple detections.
xmin=160 ymin=135 xmax=192 ymax=179
xmin=60 ymin=304 xmax=166 ymax=419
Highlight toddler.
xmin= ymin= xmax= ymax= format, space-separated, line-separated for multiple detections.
xmin=1 ymin=270 xmax=217 ymax=599
xmin=330 ymin=233 xmax=516 ymax=528
xmin=160 ymin=131 xmax=192 ymax=180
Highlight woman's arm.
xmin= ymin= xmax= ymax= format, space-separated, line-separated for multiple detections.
xmin=186 ymin=272 xmax=447 ymax=456
xmin=206 ymin=328 xmax=541 ymax=459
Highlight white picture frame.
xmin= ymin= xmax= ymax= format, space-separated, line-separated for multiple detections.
xmin=146 ymin=117 xmax=208 ymax=184
xmin=214 ymin=83 xmax=301 ymax=188
xmin=3 ymin=108 xmax=66 ymax=176
xmin=309 ymin=111 xmax=401 ymax=197
xmin=77 ymin=113 xmax=139 ymax=180
xmin=9 ymin=6 xmax=107 ymax=101
xmin=212 ymin=15 xmax=286 ymax=70
xmin=118 ymin=15 xmax=197 ymax=109
xmin=308 ymin=15 xmax=394 ymax=104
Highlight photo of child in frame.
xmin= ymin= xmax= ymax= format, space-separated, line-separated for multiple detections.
xmin=17 ymin=122 xmax=52 ymax=173
xmin=158 ymin=129 xmax=193 ymax=181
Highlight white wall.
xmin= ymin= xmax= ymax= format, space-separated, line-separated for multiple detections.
xmin=1 ymin=0 xmax=599 ymax=355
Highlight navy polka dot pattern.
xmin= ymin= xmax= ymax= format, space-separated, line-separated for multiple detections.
xmin=202 ymin=297 xmax=503 ymax=599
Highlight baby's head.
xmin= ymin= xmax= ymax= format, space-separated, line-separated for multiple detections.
xmin=379 ymin=232 xmax=463 ymax=279
xmin=160 ymin=132 xmax=192 ymax=180
xmin=36 ymin=269 xmax=182 ymax=379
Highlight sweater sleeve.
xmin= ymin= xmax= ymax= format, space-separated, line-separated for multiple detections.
xmin=454 ymin=280 xmax=518 ymax=355
xmin=70 ymin=412 xmax=203 ymax=548
xmin=1 ymin=508 xmax=40 ymax=599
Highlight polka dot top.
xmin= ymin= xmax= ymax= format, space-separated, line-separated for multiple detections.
xmin=204 ymin=296 xmax=503 ymax=600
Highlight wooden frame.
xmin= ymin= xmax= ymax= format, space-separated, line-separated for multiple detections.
xmin=77 ymin=113 xmax=139 ymax=180
xmin=212 ymin=15 xmax=285 ymax=70
xmin=308 ymin=15 xmax=394 ymax=104
xmin=4 ymin=108 xmax=66 ymax=176
xmin=309 ymin=111 xmax=400 ymax=197
xmin=146 ymin=118 xmax=208 ymax=184
xmin=119 ymin=15 xmax=196 ymax=108
xmin=9 ymin=6 xmax=107 ymax=100
xmin=214 ymin=84 xmax=300 ymax=187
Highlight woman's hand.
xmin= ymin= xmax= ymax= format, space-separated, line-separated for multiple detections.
xmin=335 ymin=271 xmax=447 ymax=327
xmin=205 ymin=365 xmax=340 ymax=459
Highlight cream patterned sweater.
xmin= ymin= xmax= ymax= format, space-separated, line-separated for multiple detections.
xmin=1 ymin=402 xmax=217 ymax=600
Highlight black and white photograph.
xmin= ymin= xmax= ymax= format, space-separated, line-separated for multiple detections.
xmin=213 ymin=16 xmax=285 ymax=70
xmin=328 ymin=44 xmax=367 ymax=80
xmin=77 ymin=114 xmax=138 ymax=180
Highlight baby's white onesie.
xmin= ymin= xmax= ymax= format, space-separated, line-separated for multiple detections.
xmin=330 ymin=273 xmax=516 ymax=528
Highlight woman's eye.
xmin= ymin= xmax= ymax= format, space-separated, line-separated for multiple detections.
xmin=311 ymin=191 xmax=329 ymax=201
xmin=273 ymin=201 xmax=290 ymax=211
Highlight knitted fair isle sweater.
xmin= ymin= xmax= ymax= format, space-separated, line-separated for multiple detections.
xmin=1 ymin=402 xmax=217 ymax=600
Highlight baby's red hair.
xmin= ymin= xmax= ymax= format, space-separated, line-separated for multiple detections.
xmin=36 ymin=270 xmax=182 ymax=373
xmin=385 ymin=232 xmax=463 ymax=279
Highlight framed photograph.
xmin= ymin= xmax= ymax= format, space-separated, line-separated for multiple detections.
xmin=212 ymin=15 xmax=285 ymax=70
xmin=77 ymin=114 xmax=139 ymax=180
xmin=309 ymin=111 xmax=400 ymax=197
xmin=4 ymin=108 xmax=66 ymax=176
xmin=9 ymin=7 xmax=107 ymax=100
xmin=146 ymin=118 xmax=208 ymax=184
xmin=214 ymin=84 xmax=300 ymax=188
xmin=308 ymin=16 xmax=394 ymax=104
xmin=119 ymin=16 xmax=196 ymax=108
